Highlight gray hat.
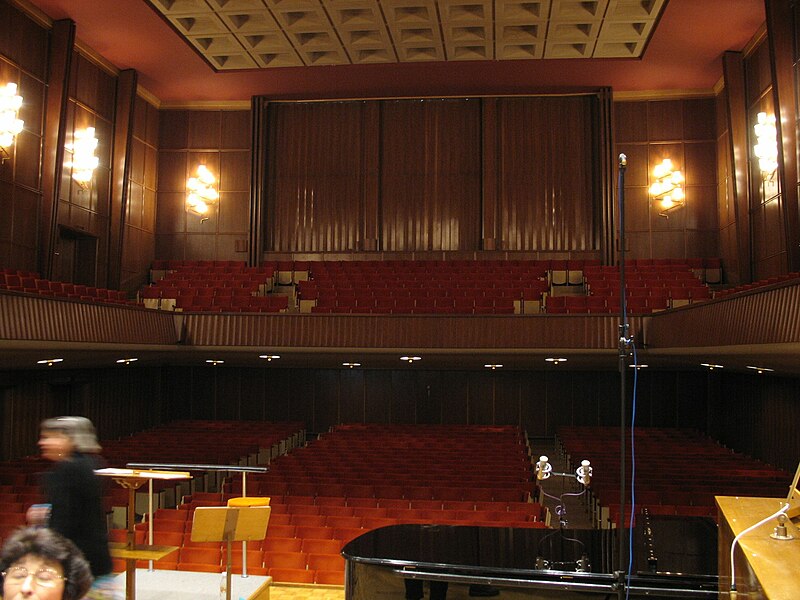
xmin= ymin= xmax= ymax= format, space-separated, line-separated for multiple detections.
xmin=41 ymin=416 xmax=102 ymax=453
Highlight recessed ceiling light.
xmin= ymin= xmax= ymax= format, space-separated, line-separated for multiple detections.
xmin=545 ymin=357 xmax=567 ymax=365
xmin=37 ymin=358 xmax=63 ymax=367
xmin=629 ymin=363 xmax=649 ymax=369
xmin=116 ymin=358 xmax=138 ymax=365
xmin=206 ymin=359 xmax=224 ymax=365
xmin=400 ymin=355 xmax=421 ymax=363
xmin=700 ymin=363 xmax=723 ymax=370
xmin=259 ymin=355 xmax=281 ymax=361
xmin=746 ymin=365 xmax=774 ymax=374
xmin=342 ymin=362 xmax=361 ymax=368
xmin=484 ymin=364 xmax=503 ymax=370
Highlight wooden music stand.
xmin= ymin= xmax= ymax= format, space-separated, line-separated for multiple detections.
xmin=96 ymin=468 xmax=191 ymax=600
xmin=191 ymin=505 xmax=271 ymax=600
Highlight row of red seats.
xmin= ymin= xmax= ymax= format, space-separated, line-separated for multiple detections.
xmin=0 ymin=273 xmax=131 ymax=304
xmin=714 ymin=272 xmax=800 ymax=298
xmin=557 ymin=426 xmax=790 ymax=524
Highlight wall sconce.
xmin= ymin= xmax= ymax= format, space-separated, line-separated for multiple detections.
xmin=649 ymin=158 xmax=685 ymax=218
xmin=0 ymin=82 xmax=24 ymax=163
xmin=186 ymin=164 xmax=219 ymax=217
xmin=65 ymin=127 xmax=99 ymax=189
xmin=753 ymin=112 xmax=778 ymax=181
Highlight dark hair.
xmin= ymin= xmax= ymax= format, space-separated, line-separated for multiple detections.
xmin=0 ymin=527 xmax=93 ymax=600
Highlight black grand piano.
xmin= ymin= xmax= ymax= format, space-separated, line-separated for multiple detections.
xmin=342 ymin=514 xmax=718 ymax=599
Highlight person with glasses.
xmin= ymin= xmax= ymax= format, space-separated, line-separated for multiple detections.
xmin=0 ymin=526 xmax=93 ymax=600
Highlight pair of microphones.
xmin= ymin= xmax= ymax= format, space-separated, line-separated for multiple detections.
xmin=535 ymin=455 xmax=592 ymax=487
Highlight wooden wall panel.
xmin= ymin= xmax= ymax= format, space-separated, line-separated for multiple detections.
xmin=156 ymin=110 xmax=251 ymax=263
xmin=614 ymin=98 xmax=719 ymax=263
xmin=267 ymin=102 xmax=369 ymax=252
xmin=380 ymin=99 xmax=482 ymax=251
xmin=121 ymin=96 xmax=158 ymax=294
xmin=496 ymin=96 xmax=598 ymax=252
xmin=0 ymin=3 xmax=47 ymax=273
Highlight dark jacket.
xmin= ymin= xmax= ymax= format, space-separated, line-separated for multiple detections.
xmin=44 ymin=452 xmax=112 ymax=577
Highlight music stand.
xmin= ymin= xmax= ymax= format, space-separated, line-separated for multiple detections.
xmin=191 ymin=505 xmax=271 ymax=600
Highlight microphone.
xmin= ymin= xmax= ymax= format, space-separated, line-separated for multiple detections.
xmin=619 ymin=153 xmax=627 ymax=169
xmin=535 ymin=455 xmax=552 ymax=481
xmin=576 ymin=460 xmax=592 ymax=487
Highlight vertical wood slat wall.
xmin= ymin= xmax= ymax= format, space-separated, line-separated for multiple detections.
xmin=263 ymin=95 xmax=605 ymax=254
xmin=614 ymin=98 xmax=719 ymax=262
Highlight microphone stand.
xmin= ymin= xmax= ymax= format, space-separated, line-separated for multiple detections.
xmin=616 ymin=153 xmax=631 ymax=600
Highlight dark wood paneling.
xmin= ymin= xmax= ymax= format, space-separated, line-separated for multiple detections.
xmin=496 ymin=96 xmax=597 ymax=252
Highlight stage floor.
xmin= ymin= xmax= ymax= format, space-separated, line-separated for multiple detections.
xmin=114 ymin=569 xmax=344 ymax=600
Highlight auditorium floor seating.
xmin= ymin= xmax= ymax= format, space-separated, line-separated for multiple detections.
xmin=556 ymin=426 xmax=790 ymax=527
xmin=146 ymin=424 xmax=545 ymax=585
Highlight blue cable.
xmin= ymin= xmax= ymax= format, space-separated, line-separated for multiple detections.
xmin=626 ymin=342 xmax=638 ymax=600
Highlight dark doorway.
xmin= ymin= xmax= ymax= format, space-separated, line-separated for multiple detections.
xmin=54 ymin=226 xmax=98 ymax=286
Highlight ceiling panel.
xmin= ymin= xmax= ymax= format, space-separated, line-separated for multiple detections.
xmin=146 ymin=0 xmax=667 ymax=70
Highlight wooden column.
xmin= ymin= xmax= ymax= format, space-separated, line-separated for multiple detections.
xmin=249 ymin=97 xmax=267 ymax=265
xmin=38 ymin=19 xmax=75 ymax=279
xmin=766 ymin=0 xmax=800 ymax=272
xmin=107 ymin=69 xmax=138 ymax=290
xmin=481 ymin=98 xmax=498 ymax=250
xmin=361 ymin=102 xmax=380 ymax=251
xmin=723 ymin=51 xmax=753 ymax=283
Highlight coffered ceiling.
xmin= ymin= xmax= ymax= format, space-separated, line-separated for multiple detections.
xmin=146 ymin=0 xmax=667 ymax=70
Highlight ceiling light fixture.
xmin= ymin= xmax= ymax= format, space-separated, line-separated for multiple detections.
xmin=342 ymin=362 xmax=361 ymax=368
xmin=629 ymin=363 xmax=649 ymax=369
xmin=0 ymin=82 xmax=24 ymax=164
xmin=484 ymin=364 xmax=503 ymax=370
xmin=116 ymin=358 xmax=138 ymax=365
xmin=649 ymin=158 xmax=685 ymax=218
xmin=37 ymin=358 xmax=64 ymax=367
xmin=545 ymin=357 xmax=567 ymax=365
xmin=65 ymin=127 xmax=99 ymax=189
xmin=747 ymin=365 xmax=774 ymax=374
xmin=205 ymin=359 xmax=224 ymax=366
xmin=700 ymin=363 xmax=724 ymax=370
xmin=259 ymin=354 xmax=281 ymax=362
xmin=400 ymin=355 xmax=421 ymax=363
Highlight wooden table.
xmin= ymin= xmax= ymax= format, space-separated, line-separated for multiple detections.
xmin=716 ymin=495 xmax=800 ymax=600
xmin=97 ymin=468 xmax=191 ymax=600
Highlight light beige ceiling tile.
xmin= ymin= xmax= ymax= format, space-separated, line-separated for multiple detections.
xmin=397 ymin=45 xmax=444 ymax=61
xmin=440 ymin=0 xmax=492 ymax=24
xmin=324 ymin=0 xmax=384 ymax=29
xmin=149 ymin=0 xmax=214 ymax=15
xmin=593 ymin=39 xmax=644 ymax=58
xmin=495 ymin=0 xmax=551 ymax=22
xmin=235 ymin=31 xmax=295 ymax=52
xmin=206 ymin=52 xmax=260 ymax=69
xmin=187 ymin=33 xmax=247 ymax=54
xmin=298 ymin=48 xmax=351 ymax=64
xmin=450 ymin=43 xmax=491 ymax=60
xmin=596 ymin=19 xmax=653 ymax=43
xmin=547 ymin=20 xmax=601 ymax=43
xmin=252 ymin=50 xmax=306 ymax=66
xmin=352 ymin=48 xmax=397 ymax=63
xmin=216 ymin=9 xmax=282 ymax=32
xmin=206 ymin=0 xmax=271 ymax=10
xmin=168 ymin=13 xmax=230 ymax=36
xmin=497 ymin=42 xmax=544 ymax=59
xmin=544 ymin=40 xmax=593 ymax=58
xmin=549 ymin=0 xmax=609 ymax=20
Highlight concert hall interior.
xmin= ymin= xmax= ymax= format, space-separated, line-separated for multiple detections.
xmin=1 ymin=0 xmax=800 ymax=598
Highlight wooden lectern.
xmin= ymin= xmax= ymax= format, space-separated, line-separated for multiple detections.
xmin=96 ymin=468 xmax=191 ymax=600
xmin=191 ymin=505 xmax=271 ymax=600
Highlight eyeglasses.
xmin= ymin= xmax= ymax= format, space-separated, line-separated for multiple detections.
xmin=2 ymin=565 xmax=67 ymax=588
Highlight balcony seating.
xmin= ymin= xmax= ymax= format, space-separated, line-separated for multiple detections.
xmin=0 ymin=269 xmax=132 ymax=306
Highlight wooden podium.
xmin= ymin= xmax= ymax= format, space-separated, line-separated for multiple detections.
xmin=717 ymin=493 xmax=800 ymax=599
xmin=191 ymin=505 xmax=271 ymax=600
xmin=96 ymin=468 xmax=191 ymax=600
